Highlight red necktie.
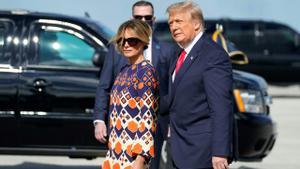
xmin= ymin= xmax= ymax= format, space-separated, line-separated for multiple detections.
xmin=175 ymin=49 xmax=187 ymax=74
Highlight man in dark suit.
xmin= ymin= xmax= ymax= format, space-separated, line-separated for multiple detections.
xmin=93 ymin=1 xmax=173 ymax=169
xmin=166 ymin=1 xmax=233 ymax=169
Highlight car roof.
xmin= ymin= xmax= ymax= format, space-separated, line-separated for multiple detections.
xmin=0 ymin=9 xmax=91 ymax=23
xmin=0 ymin=9 xmax=113 ymax=42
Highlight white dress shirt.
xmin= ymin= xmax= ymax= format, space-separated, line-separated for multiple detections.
xmin=172 ymin=31 xmax=204 ymax=82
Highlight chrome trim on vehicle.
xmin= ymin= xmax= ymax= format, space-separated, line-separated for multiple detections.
xmin=0 ymin=65 xmax=22 ymax=73
xmin=264 ymin=95 xmax=273 ymax=105
xmin=37 ymin=19 xmax=107 ymax=49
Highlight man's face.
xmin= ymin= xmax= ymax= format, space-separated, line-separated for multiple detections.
xmin=132 ymin=5 xmax=155 ymax=27
xmin=168 ymin=12 xmax=200 ymax=47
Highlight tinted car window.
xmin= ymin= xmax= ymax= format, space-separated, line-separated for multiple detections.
xmin=225 ymin=22 xmax=259 ymax=53
xmin=0 ymin=21 xmax=13 ymax=64
xmin=262 ymin=23 xmax=297 ymax=54
xmin=39 ymin=30 xmax=95 ymax=67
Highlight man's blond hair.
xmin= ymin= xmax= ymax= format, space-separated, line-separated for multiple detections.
xmin=167 ymin=1 xmax=205 ymax=31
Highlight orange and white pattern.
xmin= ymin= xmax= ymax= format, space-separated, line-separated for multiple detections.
xmin=102 ymin=60 xmax=159 ymax=169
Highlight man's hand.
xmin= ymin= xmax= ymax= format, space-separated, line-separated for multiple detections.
xmin=94 ymin=122 xmax=107 ymax=143
xmin=212 ymin=156 xmax=229 ymax=169
xmin=132 ymin=155 xmax=145 ymax=169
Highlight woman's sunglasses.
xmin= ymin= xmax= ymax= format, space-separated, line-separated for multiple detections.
xmin=117 ymin=37 xmax=141 ymax=47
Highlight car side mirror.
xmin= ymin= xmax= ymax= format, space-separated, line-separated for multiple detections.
xmin=92 ymin=49 xmax=107 ymax=68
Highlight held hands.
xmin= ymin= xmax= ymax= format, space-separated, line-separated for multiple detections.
xmin=212 ymin=156 xmax=229 ymax=169
xmin=94 ymin=122 xmax=107 ymax=143
xmin=132 ymin=155 xmax=146 ymax=169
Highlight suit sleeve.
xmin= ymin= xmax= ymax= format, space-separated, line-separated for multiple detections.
xmin=93 ymin=44 xmax=118 ymax=122
xmin=203 ymin=49 xmax=233 ymax=157
xmin=157 ymin=42 xmax=177 ymax=116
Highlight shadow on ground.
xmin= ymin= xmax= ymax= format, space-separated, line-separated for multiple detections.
xmin=0 ymin=162 xmax=99 ymax=169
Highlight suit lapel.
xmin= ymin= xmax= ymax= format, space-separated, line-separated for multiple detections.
xmin=170 ymin=47 xmax=182 ymax=75
xmin=173 ymin=51 xmax=198 ymax=86
xmin=171 ymin=34 xmax=206 ymax=99
xmin=168 ymin=47 xmax=181 ymax=105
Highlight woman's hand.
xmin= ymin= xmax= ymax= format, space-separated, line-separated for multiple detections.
xmin=132 ymin=155 xmax=146 ymax=169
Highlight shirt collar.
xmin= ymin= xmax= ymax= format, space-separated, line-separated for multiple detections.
xmin=179 ymin=31 xmax=204 ymax=55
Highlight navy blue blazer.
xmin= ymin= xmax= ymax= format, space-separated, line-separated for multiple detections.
xmin=93 ymin=37 xmax=174 ymax=139
xmin=168 ymin=34 xmax=233 ymax=168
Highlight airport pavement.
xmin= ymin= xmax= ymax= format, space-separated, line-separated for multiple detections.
xmin=268 ymin=83 xmax=300 ymax=98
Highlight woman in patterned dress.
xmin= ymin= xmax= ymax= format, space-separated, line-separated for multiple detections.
xmin=102 ymin=19 xmax=159 ymax=169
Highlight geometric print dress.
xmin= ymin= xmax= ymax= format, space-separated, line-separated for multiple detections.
xmin=102 ymin=60 xmax=159 ymax=169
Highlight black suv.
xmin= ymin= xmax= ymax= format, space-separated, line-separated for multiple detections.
xmin=0 ymin=11 xmax=276 ymax=162
xmin=0 ymin=10 xmax=111 ymax=157
xmin=206 ymin=19 xmax=300 ymax=83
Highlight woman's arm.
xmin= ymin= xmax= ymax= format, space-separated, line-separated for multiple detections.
xmin=131 ymin=64 xmax=159 ymax=164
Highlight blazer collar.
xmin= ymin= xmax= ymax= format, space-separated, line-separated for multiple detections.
xmin=170 ymin=46 xmax=182 ymax=75
xmin=171 ymin=33 xmax=207 ymax=95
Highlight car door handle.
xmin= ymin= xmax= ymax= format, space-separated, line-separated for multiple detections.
xmin=32 ymin=79 xmax=52 ymax=92
xmin=33 ymin=79 xmax=51 ymax=88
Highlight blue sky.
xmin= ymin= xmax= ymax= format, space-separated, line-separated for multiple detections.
xmin=1 ymin=0 xmax=299 ymax=33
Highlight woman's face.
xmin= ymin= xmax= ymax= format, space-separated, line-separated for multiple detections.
xmin=119 ymin=28 xmax=145 ymax=59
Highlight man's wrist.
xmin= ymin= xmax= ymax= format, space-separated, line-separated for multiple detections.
xmin=93 ymin=120 xmax=105 ymax=127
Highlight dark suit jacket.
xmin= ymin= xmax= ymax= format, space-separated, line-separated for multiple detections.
xmin=93 ymin=37 xmax=173 ymax=139
xmin=168 ymin=33 xmax=233 ymax=168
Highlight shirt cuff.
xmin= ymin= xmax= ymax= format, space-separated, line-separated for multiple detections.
xmin=93 ymin=119 xmax=105 ymax=127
